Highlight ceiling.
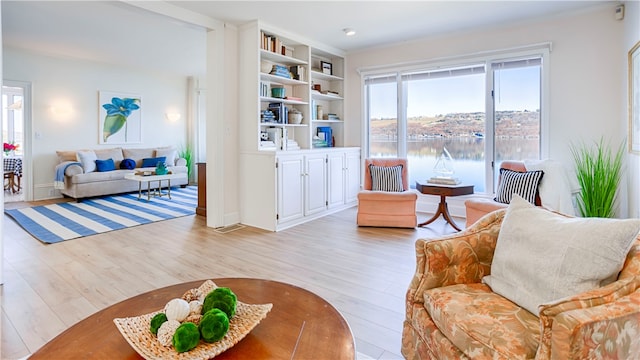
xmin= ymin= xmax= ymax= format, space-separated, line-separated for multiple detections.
xmin=1 ymin=1 xmax=613 ymax=76
xmin=166 ymin=0 xmax=612 ymax=52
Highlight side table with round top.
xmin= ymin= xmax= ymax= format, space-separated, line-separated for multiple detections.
xmin=415 ymin=181 xmax=474 ymax=231
xmin=29 ymin=278 xmax=356 ymax=359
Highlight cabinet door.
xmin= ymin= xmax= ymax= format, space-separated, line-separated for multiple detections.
xmin=327 ymin=152 xmax=345 ymax=208
xmin=277 ymin=156 xmax=305 ymax=223
xmin=345 ymin=150 xmax=361 ymax=204
xmin=304 ymin=153 xmax=327 ymax=216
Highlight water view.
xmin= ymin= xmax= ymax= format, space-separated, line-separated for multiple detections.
xmin=370 ymin=137 xmax=540 ymax=193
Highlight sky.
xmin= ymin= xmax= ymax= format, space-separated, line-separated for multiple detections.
xmin=369 ymin=66 xmax=540 ymax=118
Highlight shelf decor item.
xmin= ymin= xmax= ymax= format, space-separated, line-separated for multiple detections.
xmin=321 ymin=61 xmax=332 ymax=75
xmin=271 ymin=87 xmax=285 ymax=99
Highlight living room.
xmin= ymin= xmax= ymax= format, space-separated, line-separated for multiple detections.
xmin=2 ymin=1 xmax=640 ymax=359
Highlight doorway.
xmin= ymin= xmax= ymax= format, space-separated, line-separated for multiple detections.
xmin=2 ymin=81 xmax=31 ymax=202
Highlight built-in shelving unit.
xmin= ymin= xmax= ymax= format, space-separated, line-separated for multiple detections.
xmin=239 ymin=20 xmax=359 ymax=232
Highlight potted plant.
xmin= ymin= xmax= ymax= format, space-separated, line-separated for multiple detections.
xmin=570 ymin=138 xmax=624 ymax=218
xmin=179 ymin=143 xmax=194 ymax=182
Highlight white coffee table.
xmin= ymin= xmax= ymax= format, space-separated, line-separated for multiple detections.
xmin=124 ymin=173 xmax=187 ymax=201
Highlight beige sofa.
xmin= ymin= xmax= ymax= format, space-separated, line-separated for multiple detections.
xmin=56 ymin=146 xmax=188 ymax=199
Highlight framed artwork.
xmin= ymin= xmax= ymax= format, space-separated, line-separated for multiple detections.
xmin=321 ymin=61 xmax=332 ymax=75
xmin=629 ymin=41 xmax=640 ymax=153
xmin=99 ymin=91 xmax=142 ymax=144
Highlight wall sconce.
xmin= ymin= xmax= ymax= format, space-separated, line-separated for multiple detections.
xmin=50 ymin=103 xmax=73 ymax=117
xmin=166 ymin=112 xmax=181 ymax=122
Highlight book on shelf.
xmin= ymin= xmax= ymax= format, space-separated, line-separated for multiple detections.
xmin=289 ymin=65 xmax=305 ymax=81
xmin=327 ymin=113 xmax=340 ymax=120
xmin=270 ymin=64 xmax=291 ymax=79
xmin=259 ymin=81 xmax=269 ymax=97
xmin=267 ymin=103 xmax=289 ymax=124
xmin=285 ymin=96 xmax=302 ymax=101
xmin=427 ymin=176 xmax=461 ymax=185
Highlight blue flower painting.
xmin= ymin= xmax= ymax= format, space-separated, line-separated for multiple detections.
xmin=99 ymin=91 xmax=141 ymax=144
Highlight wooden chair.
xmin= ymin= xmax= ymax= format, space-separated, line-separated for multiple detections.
xmin=357 ymin=158 xmax=418 ymax=228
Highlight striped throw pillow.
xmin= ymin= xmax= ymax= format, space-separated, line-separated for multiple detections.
xmin=494 ymin=168 xmax=544 ymax=204
xmin=369 ymin=164 xmax=404 ymax=192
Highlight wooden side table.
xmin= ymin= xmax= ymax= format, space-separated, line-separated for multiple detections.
xmin=415 ymin=181 xmax=474 ymax=231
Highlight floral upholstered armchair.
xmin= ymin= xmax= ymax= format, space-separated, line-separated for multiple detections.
xmin=402 ymin=206 xmax=640 ymax=359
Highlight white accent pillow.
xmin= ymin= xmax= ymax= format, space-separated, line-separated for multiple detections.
xmin=482 ymin=195 xmax=640 ymax=315
xmin=155 ymin=147 xmax=177 ymax=166
xmin=524 ymin=159 xmax=576 ymax=216
xmin=76 ymin=150 xmax=97 ymax=173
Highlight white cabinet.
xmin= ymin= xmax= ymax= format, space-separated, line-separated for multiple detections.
xmin=304 ymin=152 xmax=328 ymax=216
xmin=327 ymin=148 xmax=361 ymax=209
xmin=277 ymin=155 xmax=304 ymax=224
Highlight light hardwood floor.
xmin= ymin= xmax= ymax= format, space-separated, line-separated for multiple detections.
xmin=1 ymin=203 xmax=460 ymax=360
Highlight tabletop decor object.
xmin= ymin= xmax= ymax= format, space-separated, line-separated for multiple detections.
xmin=113 ymin=280 xmax=273 ymax=360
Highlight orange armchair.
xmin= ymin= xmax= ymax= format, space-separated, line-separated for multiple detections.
xmin=357 ymin=158 xmax=418 ymax=228
xmin=464 ymin=160 xmax=541 ymax=228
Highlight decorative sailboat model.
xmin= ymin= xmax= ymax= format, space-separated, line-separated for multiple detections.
xmin=428 ymin=147 xmax=461 ymax=185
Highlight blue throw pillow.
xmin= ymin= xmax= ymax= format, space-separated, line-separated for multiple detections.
xmin=120 ymin=158 xmax=136 ymax=170
xmin=95 ymin=158 xmax=116 ymax=172
xmin=141 ymin=156 xmax=166 ymax=168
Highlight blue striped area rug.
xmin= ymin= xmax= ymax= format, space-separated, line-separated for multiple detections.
xmin=5 ymin=186 xmax=198 ymax=244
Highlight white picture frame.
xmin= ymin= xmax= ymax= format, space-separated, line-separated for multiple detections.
xmin=629 ymin=41 xmax=640 ymax=153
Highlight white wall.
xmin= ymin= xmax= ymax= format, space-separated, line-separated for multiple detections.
xmin=3 ymin=47 xmax=191 ymax=200
xmin=345 ymin=4 xmax=631 ymax=216
xmin=625 ymin=0 xmax=640 ymax=218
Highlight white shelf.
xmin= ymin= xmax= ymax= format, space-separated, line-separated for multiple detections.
xmin=312 ymin=119 xmax=343 ymax=123
xmin=261 ymin=73 xmax=308 ymax=86
xmin=311 ymin=91 xmax=343 ymax=101
xmin=260 ymin=49 xmax=307 ymax=65
xmin=311 ymin=70 xmax=343 ymax=81
xmin=260 ymin=96 xmax=308 ymax=105
xmin=260 ymin=123 xmax=308 ymax=127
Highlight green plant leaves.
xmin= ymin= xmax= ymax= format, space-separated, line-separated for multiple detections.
xmin=103 ymin=114 xmax=126 ymax=142
xmin=570 ymin=138 xmax=625 ymax=218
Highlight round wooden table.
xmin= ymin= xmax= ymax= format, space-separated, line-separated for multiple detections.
xmin=30 ymin=278 xmax=356 ymax=359
xmin=416 ymin=181 xmax=474 ymax=231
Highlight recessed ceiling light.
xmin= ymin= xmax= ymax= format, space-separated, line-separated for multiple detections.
xmin=343 ymin=28 xmax=356 ymax=36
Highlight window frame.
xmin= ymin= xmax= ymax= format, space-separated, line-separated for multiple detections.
xmin=360 ymin=45 xmax=550 ymax=195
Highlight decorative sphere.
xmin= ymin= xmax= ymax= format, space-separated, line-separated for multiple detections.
xmin=150 ymin=313 xmax=168 ymax=335
xmin=172 ymin=322 xmax=200 ymax=353
xmin=199 ymin=308 xmax=230 ymax=343
xmin=202 ymin=287 xmax=237 ymax=318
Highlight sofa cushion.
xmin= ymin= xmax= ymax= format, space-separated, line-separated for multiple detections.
xmin=141 ymin=156 xmax=166 ymax=168
xmin=120 ymin=158 xmax=136 ymax=170
xmin=95 ymin=158 xmax=115 ymax=172
xmin=155 ymin=147 xmax=177 ymax=166
xmin=56 ymin=150 xmax=77 ymax=163
xmin=483 ymin=195 xmax=640 ymax=315
xmin=76 ymin=150 xmax=97 ymax=173
xmin=122 ymin=148 xmax=154 ymax=168
xmin=95 ymin=147 xmax=124 ymax=169
xmin=369 ymin=164 xmax=404 ymax=192
xmin=494 ymin=168 xmax=544 ymax=204
xmin=423 ymin=283 xmax=540 ymax=359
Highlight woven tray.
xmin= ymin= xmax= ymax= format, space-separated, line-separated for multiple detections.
xmin=114 ymin=280 xmax=273 ymax=359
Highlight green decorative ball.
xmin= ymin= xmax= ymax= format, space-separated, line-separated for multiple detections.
xmin=199 ymin=308 xmax=230 ymax=343
xmin=150 ymin=313 xmax=168 ymax=335
xmin=172 ymin=322 xmax=200 ymax=353
xmin=202 ymin=287 xmax=237 ymax=318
